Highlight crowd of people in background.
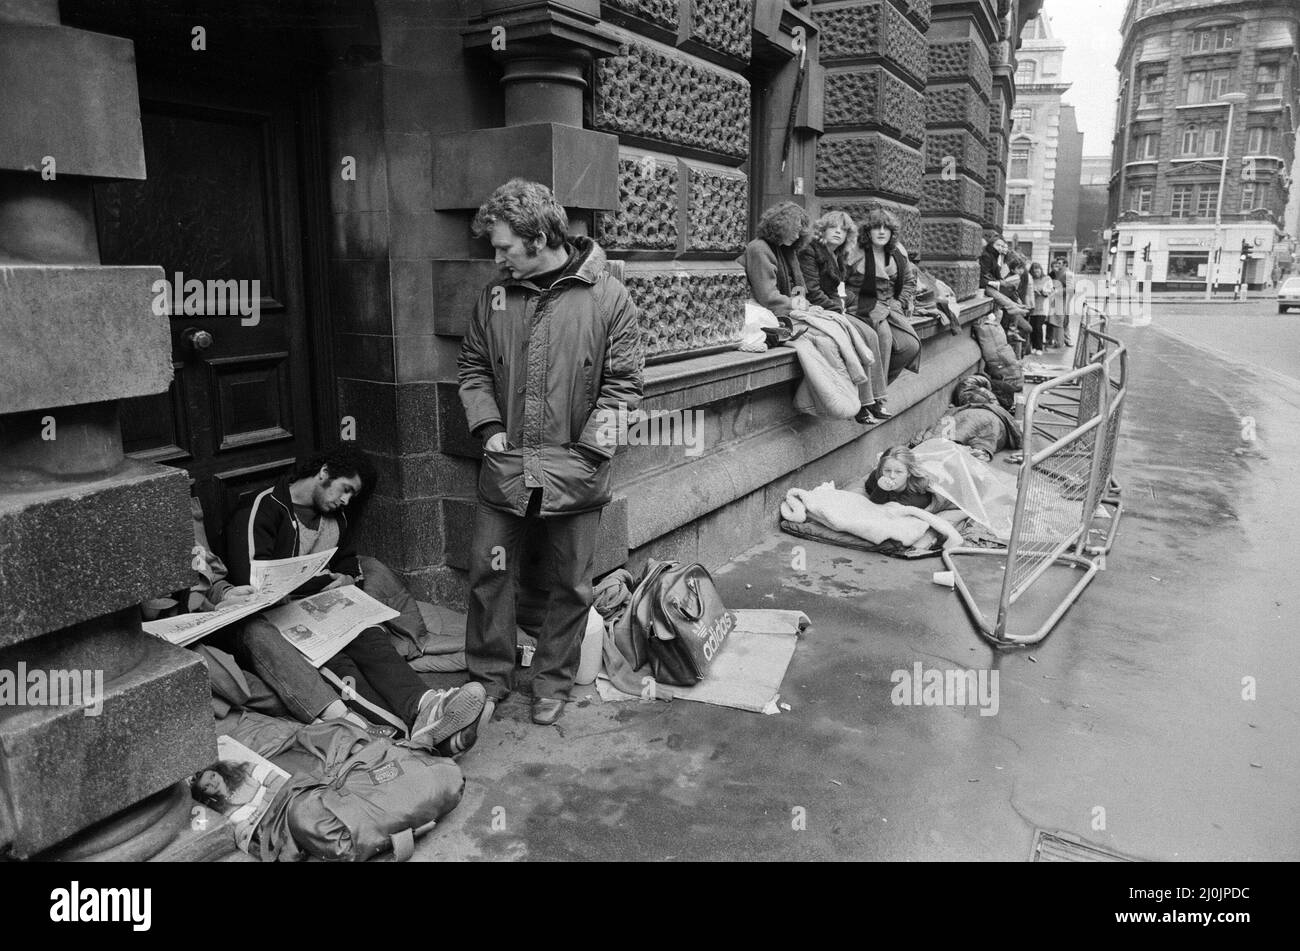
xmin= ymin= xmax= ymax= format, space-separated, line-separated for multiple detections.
xmin=979 ymin=231 xmax=1076 ymax=357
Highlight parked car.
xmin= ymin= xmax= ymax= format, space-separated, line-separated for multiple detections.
xmin=1280 ymin=277 xmax=1300 ymax=313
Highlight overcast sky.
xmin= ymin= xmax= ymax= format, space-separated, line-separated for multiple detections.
xmin=1041 ymin=0 xmax=1125 ymax=157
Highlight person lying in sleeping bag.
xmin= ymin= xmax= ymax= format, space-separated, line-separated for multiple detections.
xmin=865 ymin=446 xmax=951 ymax=513
xmin=780 ymin=482 xmax=963 ymax=551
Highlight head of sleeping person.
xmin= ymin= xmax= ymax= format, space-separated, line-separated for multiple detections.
xmin=954 ymin=374 xmax=998 ymax=407
xmin=873 ymin=446 xmax=930 ymax=496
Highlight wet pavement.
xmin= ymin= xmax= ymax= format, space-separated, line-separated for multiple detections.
xmin=416 ymin=319 xmax=1300 ymax=861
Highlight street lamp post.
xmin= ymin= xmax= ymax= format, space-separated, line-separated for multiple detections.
xmin=1205 ymin=91 xmax=1250 ymax=300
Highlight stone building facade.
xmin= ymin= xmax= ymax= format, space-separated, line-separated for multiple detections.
xmin=0 ymin=0 xmax=1039 ymax=857
xmin=1108 ymin=0 xmax=1299 ymax=289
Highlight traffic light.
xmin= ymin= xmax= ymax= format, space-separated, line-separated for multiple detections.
xmin=1109 ymin=231 xmax=1120 ymax=256
xmin=1143 ymin=243 xmax=1151 ymax=262
xmin=1241 ymin=240 xmax=1251 ymax=261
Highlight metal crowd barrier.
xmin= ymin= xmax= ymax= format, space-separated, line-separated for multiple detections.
xmin=942 ymin=333 xmax=1129 ymax=645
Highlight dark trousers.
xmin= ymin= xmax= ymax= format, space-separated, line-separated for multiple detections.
xmin=323 ymin=626 xmax=428 ymax=727
xmin=466 ymin=493 xmax=602 ymax=702
xmin=1030 ymin=314 xmax=1048 ymax=350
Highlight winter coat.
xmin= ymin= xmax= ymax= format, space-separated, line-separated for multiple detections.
xmin=979 ymin=245 xmax=1010 ymax=293
xmin=225 ymin=478 xmax=361 ymax=595
xmin=787 ymin=327 xmax=862 ymax=419
xmin=741 ymin=238 xmax=804 ymax=322
xmin=796 ymin=240 xmax=850 ymax=312
xmin=859 ymin=246 xmax=922 ymax=375
xmin=457 ymin=236 xmax=645 ymax=517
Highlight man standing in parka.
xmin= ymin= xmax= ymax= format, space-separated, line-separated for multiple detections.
xmin=458 ymin=179 xmax=644 ymax=726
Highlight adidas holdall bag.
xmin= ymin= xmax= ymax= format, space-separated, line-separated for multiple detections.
xmin=636 ymin=560 xmax=736 ymax=687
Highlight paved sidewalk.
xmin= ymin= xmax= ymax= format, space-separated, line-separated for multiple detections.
xmin=413 ymin=318 xmax=1300 ymax=861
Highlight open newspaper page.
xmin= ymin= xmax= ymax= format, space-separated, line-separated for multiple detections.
xmin=142 ymin=548 xmax=338 ymax=647
xmin=258 ymin=584 xmax=399 ymax=668
xmin=193 ymin=736 xmax=291 ymax=854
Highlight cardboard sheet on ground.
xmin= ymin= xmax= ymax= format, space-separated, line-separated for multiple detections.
xmin=595 ymin=609 xmax=810 ymax=713
xmin=910 ymin=438 xmax=1019 ymax=540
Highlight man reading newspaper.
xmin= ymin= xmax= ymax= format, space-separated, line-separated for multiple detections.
xmin=226 ymin=447 xmax=485 ymax=756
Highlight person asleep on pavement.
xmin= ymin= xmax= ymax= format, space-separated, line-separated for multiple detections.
xmin=780 ymin=482 xmax=963 ymax=552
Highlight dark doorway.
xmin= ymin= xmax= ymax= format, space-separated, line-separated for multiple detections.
xmin=64 ymin=2 xmax=341 ymax=555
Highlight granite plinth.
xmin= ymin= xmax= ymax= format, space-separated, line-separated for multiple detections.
xmin=0 ymin=265 xmax=171 ymax=414
xmin=0 ymin=461 xmax=192 ymax=648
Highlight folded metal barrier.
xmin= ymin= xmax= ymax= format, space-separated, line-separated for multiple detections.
xmin=942 ymin=361 xmax=1113 ymax=646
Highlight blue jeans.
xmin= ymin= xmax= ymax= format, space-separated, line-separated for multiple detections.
xmin=213 ymin=617 xmax=340 ymax=723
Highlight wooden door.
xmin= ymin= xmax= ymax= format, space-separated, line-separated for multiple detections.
xmin=95 ymin=86 xmax=322 ymax=556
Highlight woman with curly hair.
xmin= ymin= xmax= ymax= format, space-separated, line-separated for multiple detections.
xmin=741 ymin=202 xmax=812 ymax=325
xmin=797 ymin=211 xmax=892 ymax=421
xmin=854 ymin=206 xmax=921 ymax=384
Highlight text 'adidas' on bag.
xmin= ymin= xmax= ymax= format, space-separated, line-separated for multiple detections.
xmin=637 ymin=560 xmax=736 ymax=687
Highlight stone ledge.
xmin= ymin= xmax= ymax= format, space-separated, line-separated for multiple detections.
xmin=624 ymin=331 xmax=982 ymax=548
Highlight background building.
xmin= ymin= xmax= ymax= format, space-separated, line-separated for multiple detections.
xmin=1001 ymin=10 xmax=1072 ymax=268
xmin=1077 ymin=154 xmax=1113 ymax=271
xmin=1050 ymin=103 xmax=1084 ymax=268
xmin=0 ymin=0 xmax=1042 ymax=857
xmin=1108 ymin=0 xmax=1299 ymax=290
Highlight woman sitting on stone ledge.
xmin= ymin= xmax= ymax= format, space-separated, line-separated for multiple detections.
xmin=797 ymin=210 xmax=891 ymax=422
xmin=740 ymin=201 xmax=812 ymax=326
xmin=853 ymin=207 xmax=922 ymax=385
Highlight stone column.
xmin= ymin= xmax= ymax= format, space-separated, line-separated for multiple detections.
xmin=0 ymin=3 xmax=214 ymax=859
xmin=814 ymin=0 xmax=930 ymax=252
xmin=920 ymin=0 xmax=999 ymax=299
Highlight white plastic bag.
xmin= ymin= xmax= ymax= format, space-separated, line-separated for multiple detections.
xmin=738 ymin=299 xmax=780 ymax=352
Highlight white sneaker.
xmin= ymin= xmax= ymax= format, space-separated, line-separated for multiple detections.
xmin=409 ymin=683 xmax=487 ymax=751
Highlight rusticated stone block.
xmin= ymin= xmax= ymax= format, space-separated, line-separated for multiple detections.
xmin=921 ymin=174 xmax=986 ymax=218
xmin=820 ymin=201 xmax=922 ymax=253
xmin=689 ymin=0 xmax=752 ymax=62
xmin=823 ymin=67 xmax=926 ymax=143
xmin=622 ymin=269 xmax=748 ymax=358
xmin=987 ymin=128 xmax=1005 ymax=162
xmin=925 ymin=262 xmax=978 ymax=300
xmin=926 ymin=39 xmax=992 ymax=102
xmin=922 ymin=218 xmax=986 ymax=258
xmin=984 ymin=196 xmax=1003 ymax=230
xmin=684 ymin=164 xmax=747 ymax=252
xmin=986 ymin=163 xmax=1004 ymax=199
xmin=0 ymin=266 xmax=171 ymax=415
xmin=817 ymin=1 xmax=928 ymax=85
xmin=0 ymin=623 xmax=214 ymax=858
xmin=816 ymin=135 xmax=924 ymax=200
xmin=899 ymin=0 xmax=932 ymax=30
xmin=601 ymin=0 xmax=679 ymax=31
xmin=594 ymin=156 xmax=679 ymax=251
xmin=925 ymin=129 xmax=988 ymax=180
xmin=0 ymin=462 xmax=192 ymax=647
xmin=926 ymin=84 xmax=990 ymax=139
xmin=593 ymin=42 xmax=750 ymax=160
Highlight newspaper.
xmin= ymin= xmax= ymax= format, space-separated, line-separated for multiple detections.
xmin=258 ymin=585 xmax=399 ymax=667
xmin=193 ymin=736 xmax=291 ymax=854
xmin=142 ymin=548 xmax=337 ymax=647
